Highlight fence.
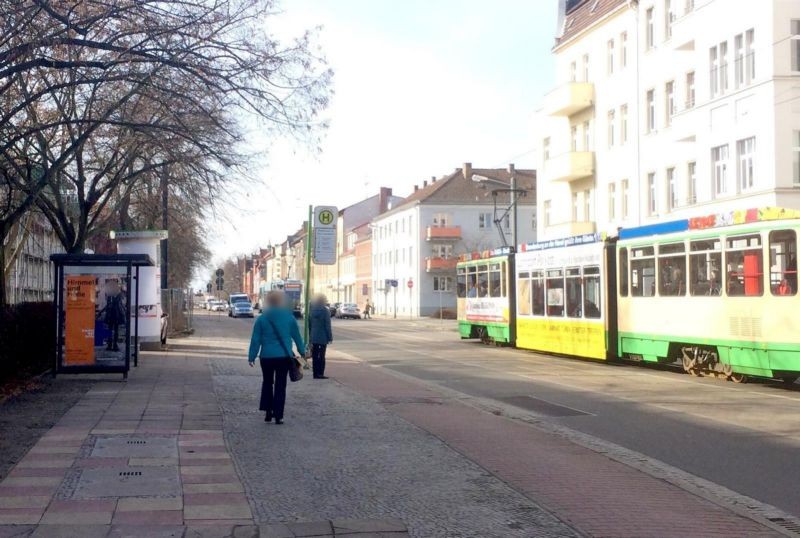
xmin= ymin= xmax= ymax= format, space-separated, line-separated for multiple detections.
xmin=161 ymin=289 xmax=194 ymax=337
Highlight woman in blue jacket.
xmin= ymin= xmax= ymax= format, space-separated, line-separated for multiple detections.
xmin=308 ymin=294 xmax=333 ymax=379
xmin=248 ymin=291 xmax=305 ymax=424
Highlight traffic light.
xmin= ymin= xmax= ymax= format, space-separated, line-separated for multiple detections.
xmin=206 ymin=282 xmax=212 ymax=293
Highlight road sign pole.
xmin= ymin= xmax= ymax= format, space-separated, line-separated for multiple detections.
xmin=303 ymin=205 xmax=313 ymax=345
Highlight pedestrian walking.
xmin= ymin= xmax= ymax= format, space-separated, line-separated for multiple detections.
xmin=248 ymin=291 xmax=305 ymax=424
xmin=363 ymin=299 xmax=372 ymax=319
xmin=309 ymin=294 xmax=333 ymax=379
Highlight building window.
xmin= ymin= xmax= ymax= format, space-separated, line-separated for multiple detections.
xmin=685 ymin=0 xmax=694 ymax=13
xmin=543 ymin=137 xmax=550 ymax=160
xmin=792 ymin=21 xmax=800 ymax=72
xmin=745 ymin=29 xmax=755 ymax=83
xmin=608 ymin=183 xmax=616 ymax=221
xmin=607 ymin=110 xmax=615 ymax=147
xmin=433 ymin=213 xmax=449 ymax=227
xmin=582 ymin=53 xmax=590 ymax=82
xmin=432 ymin=244 xmax=453 ymax=258
xmin=478 ymin=212 xmax=493 ymax=230
xmin=622 ymin=179 xmax=629 ymax=219
xmin=646 ymin=89 xmax=655 ymax=133
xmin=665 ymin=81 xmax=675 ymax=126
xmin=570 ymin=60 xmax=577 ymax=82
xmin=572 ymin=192 xmax=579 ymax=221
xmin=607 ymin=39 xmax=615 ymax=74
xmin=710 ymin=46 xmax=719 ymax=97
xmin=665 ymin=0 xmax=674 ymax=40
xmin=584 ymin=189 xmax=592 ymax=222
xmin=583 ymin=120 xmax=591 ymax=151
xmin=793 ymin=131 xmax=800 ymax=186
xmin=646 ymin=7 xmax=655 ymax=50
xmin=648 ymin=173 xmax=657 ymax=215
xmin=433 ymin=276 xmax=453 ymax=292
xmin=620 ymin=104 xmax=628 ymax=143
xmin=712 ymin=144 xmax=730 ymax=196
xmin=720 ymin=41 xmax=729 ymax=94
xmin=737 ymin=137 xmax=756 ymax=191
xmin=688 ymin=161 xmax=697 ymax=204
xmin=734 ymin=33 xmax=744 ymax=88
xmin=571 ymin=125 xmax=578 ymax=151
xmin=686 ymin=71 xmax=695 ymax=109
xmin=667 ymin=167 xmax=677 ymax=210
xmin=621 ymin=32 xmax=628 ymax=67
xmin=544 ymin=200 xmax=552 ymax=227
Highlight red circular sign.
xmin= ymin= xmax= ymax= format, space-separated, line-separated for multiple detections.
xmin=407 ymin=279 xmax=414 ymax=288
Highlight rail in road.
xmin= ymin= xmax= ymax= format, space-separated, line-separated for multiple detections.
xmin=329 ymin=317 xmax=800 ymax=524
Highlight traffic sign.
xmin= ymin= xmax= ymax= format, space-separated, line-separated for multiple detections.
xmin=215 ymin=268 xmax=224 ymax=277
xmin=407 ymin=279 xmax=414 ymax=289
xmin=314 ymin=206 xmax=337 ymax=228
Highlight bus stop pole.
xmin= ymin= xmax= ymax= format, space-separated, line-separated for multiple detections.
xmin=303 ymin=205 xmax=313 ymax=346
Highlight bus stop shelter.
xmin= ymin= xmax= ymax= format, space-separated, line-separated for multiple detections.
xmin=50 ymin=253 xmax=154 ymax=379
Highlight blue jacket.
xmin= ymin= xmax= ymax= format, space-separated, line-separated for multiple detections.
xmin=308 ymin=304 xmax=332 ymax=345
xmin=248 ymin=307 xmax=305 ymax=363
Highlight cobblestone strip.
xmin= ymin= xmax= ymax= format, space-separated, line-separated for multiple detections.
xmin=331 ymin=358 xmax=785 ymax=538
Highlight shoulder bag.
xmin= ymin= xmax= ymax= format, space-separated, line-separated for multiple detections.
xmin=266 ymin=317 xmax=303 ymax=382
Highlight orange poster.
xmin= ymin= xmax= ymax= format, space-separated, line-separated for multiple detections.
xmin=64 ymin=275 xmax=96 ymax=366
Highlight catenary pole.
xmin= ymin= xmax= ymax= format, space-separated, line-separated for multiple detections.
xmin=303 ymin=205 xmax=313 ymax=345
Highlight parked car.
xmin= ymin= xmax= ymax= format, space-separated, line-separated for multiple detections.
xmin=209 ymin=300 xmax=228 ymax=312
xmin=228 ymin=293 xmax=250 ymax=317
xmin=329 ymin=302 xmax=341 ymax=317
xmin=336 ymin=303 xmax=361 ymax=319
xmin=230 ymin=301 xmax=254 ymax=318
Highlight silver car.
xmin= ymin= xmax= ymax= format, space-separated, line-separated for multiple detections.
xmin=231 ymin=301 xmax=254 ymax=318
xmin=336 ymin=303 xmax=361 ymax=319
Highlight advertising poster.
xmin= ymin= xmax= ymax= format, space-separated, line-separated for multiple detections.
xmin=64 ymin=275 xmax=96 ymax=366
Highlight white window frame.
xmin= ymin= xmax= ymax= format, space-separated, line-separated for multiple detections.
xmin=686 ymin=71 xmax=695 ymax=109
xmin=478 ymin=212 xmax=493 ymax=230
xmin=648 ymin=173 xmax=657 ymax=215
xmin=646 ymin=8 xmax=655 ymax=50
xmin=544 ymin=200 xmax=552 ymax=227
xmin=571 ymin=126 xmax=578 ymax=151
xmin=572 ymin=192 xmax=579 ymax=221
xmin=710 ymin=46 xmax=719 ymax=97
xmin=745 ymin=29 xmax=755 ymax=83
xmin=737 ymin=137 xmax=756 ymax=191
xmin=607 ymin=39 xmax=615 ymax=74
xmin=646 ymin=89 xmax=656 ymax=133
xmin=688 ymin=161 xmax=697 ymax=204
xmin=665 ymin=81 xmax=675 ymax=126
xmin=433 ymin=213 xmax=449 ymax=227
xmin=608 ymin=182 xmax=616 ymax=221
xmin=622 ymin=179 xmax=629 ymax=219
xmin=583 ymin=120 xmax=591 ymax=151
xmin=712 ymin=145 xmax=730 ymax=197
xmin=570 ymin=60 xmax=577 ymax=82
xmin=665 ymin=0 xmax=675 ymax=40
xmin=583 ymin=189 xmax=592 ymax=222
xmin=719 ymin=41 xmax=729 ymax=94
xmin=582 ymin=53 xmax=590 ymax=82
xmin=792 ymin=21 xmax=800 ymax=73
xmin=608 ymin=109 xmax=616 ymax=147
xmin=734 ymin=34 xmax=744 ymax=88
xmin=433 ymin=276 xmax=453 ymax=292
xmin=667 ymin=167 xmax=677 ymax=210
xmin=543 ymin=137 xmax=550 ymax=160
xmin=620 ymin=104 xmax=628 ymax=143
xmin=621 ymin=32 xmax=628 ymax=68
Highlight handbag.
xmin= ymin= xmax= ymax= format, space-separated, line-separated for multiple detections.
xmin=266 ymin=317 xmax=303 ymax=382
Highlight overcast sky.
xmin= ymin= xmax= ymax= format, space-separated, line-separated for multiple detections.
xmin=203 ymin=0 xmax=558 ymax=279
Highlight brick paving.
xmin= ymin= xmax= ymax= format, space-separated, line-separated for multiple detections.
xmin=332 ymin=359 xmax=783 ymax=538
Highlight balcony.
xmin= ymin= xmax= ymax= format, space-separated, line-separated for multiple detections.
xmin=543 ymin=82 xmax=594 ymax=117
xmin=426 ymin=257 xmax=457 ymax=272
xmin=426 ymin=225 xmax=461 ymax=241
xmin=543 ymin=151 xmax=595 ymax=182
xmin=669 ymin=10 xmax=697 ymax=51
xmin=670 ymin=105 xmax=697 ymax=143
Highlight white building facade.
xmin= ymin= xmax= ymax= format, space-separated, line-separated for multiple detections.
xmin=371 ymin=164 xmax=537 ymax=318
xmin=537 ymin=0 xmax=800 ymax=239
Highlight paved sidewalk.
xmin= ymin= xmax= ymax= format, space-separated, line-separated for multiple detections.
xmin=0 ymin=350 xmax=409 ymax=537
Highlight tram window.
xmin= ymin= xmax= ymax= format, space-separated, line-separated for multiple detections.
xmin=619 ymin=248 xmax=629 ymax=296
xmin=546 ymin=269 xmax=565 ymax=317
xmin=477 ymin=264 xmax=489 ymax=297
xmin=467 ymin=266 xmax=478 ymax=297
xmin=658 ymin=243 xmax=686 ymax=296
xmin=631 ymin=246 xmax=656 ymax=297
xmin=488 ymin=263 xmax=502 ymax=297
xmin=517 ymin=273 xmax=531 ymax=315
xmin=725 ymin=235 xmax=763 ymax=297
xmin=566 ymin=267 xmax=583 ymax=318
xmin=769 ymin=230 xmax=797 ymax=296
xmin=532 ymin=271 xmax=545 ymax=316
xmin=690 ymin=239 xmax=722 ymax=296
xmin=457 ymin=267 xmax=467 ymax=298
xmin=584 ymin=266 xmax=602 ymax=318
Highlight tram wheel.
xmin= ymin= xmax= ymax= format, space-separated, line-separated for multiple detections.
xmin=729 ymin=373 xmax=748 ymax=384
xmin=781 ymin=376 xmax=798 ymax=385
xmin=681 ymin=354 xmax=701 ymax=377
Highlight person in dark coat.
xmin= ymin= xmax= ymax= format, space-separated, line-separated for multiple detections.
xmin=101 ymin=279 xmax=125 ymax=352
xmin=248 ymin=291 xmax=305 ymax=424
xmin=308 ymin=294 xmax=333 ymax=379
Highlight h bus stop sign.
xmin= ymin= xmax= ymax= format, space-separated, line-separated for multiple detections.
xmin=313 ymin=206 xmax=337 ymax=265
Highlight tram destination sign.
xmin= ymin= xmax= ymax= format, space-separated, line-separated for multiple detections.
xmin=313 ymin=205 xmax=337 ymax=265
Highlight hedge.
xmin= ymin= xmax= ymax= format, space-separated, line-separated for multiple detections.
xmin=0 ymin=302 xmax=55 ymax=382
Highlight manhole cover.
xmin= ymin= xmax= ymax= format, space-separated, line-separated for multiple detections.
xmin=91 ymin=436 xmax=177 ymax=459
xmin=73 ymin=466 xmax=180 ymax=499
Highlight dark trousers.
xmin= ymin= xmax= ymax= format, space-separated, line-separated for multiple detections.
xmin=259 ymin=358 xmax=291 ymax=419
xmin=311 ymin=344 xmax=327 ymax=378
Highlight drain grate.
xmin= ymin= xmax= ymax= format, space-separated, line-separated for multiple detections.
xmin=91 ymin=436 xmax=177 ymax=458
xmin=126 ymin=440 xmax=146 ymax=445
xmin=498 ymin=396 xmax=590 ymax=417
xmin=767 ymin=517 xmax=800 ymax=535
xmin=118 ymin=471 xmax=142 ymax=477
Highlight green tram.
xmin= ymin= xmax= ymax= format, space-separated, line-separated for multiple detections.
xmin=457 ymin=208 xmax=800 ymax=384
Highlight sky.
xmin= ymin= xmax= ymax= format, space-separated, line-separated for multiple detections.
xmin=203 ymin=0 xmax=559 ymax=279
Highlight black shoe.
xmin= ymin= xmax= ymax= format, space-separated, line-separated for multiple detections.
xmin=275 ymin=419 xmax=284 ymax=425
xmin=314 ymin=375 xmax=329 ymax=379
xmin=264 ymin=411 xmax=272 ymax=422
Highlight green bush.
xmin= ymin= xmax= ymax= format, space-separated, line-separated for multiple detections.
xmin=0 ymin=302 xmax=55 ymax=382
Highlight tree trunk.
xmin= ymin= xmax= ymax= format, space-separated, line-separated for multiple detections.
xmin=0 ymin=222 xmax=7 ymax=307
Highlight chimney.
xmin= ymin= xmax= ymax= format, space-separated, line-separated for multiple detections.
xmin=508 ymin=163 xmax=515 ymax=174
xmin=414 ymin=185 xmax=419 ymax=192
xmin=423 ymin=180 xmax=428 ymax=187
xmin=431 ymin=176 xmax=437 ymax=183
xmin=378 ymin=187 xmax=392 ymax=214
xmin=462 ymin=162 xmax=472 ymax=180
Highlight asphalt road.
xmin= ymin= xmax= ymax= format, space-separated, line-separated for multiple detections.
xmin=199 ymin=310 xmax=800 ymax=519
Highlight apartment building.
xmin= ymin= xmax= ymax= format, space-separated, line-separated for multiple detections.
xmin=371 ymin=163 xmax=537 ymax=318
xmin=4 ymin=213 xmax=63 ymax=304
xmin=537 ymin=0 xmax=800 ymax=239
